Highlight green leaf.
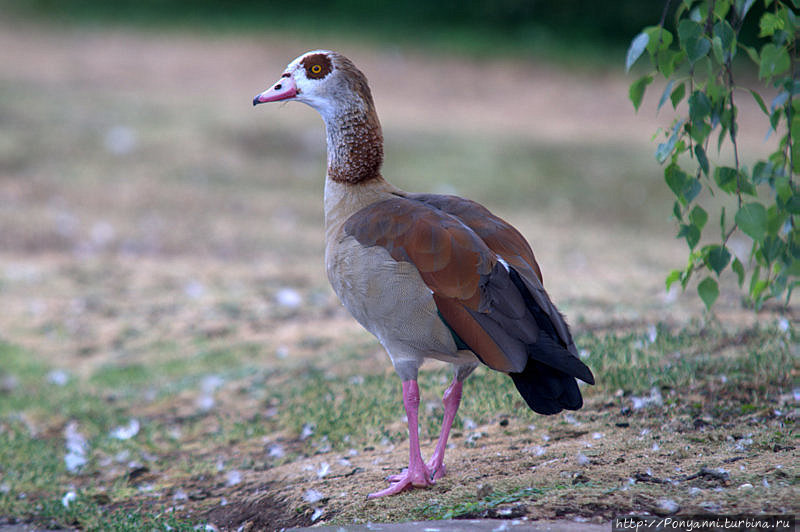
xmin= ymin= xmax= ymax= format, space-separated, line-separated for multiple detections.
xmin=749 ymin=89 xmax=769 ymax=115
xmin=665 ymin=164 xmax=688 ymax=198
xmin=769 ymin=109 xmax=781 ymax=131
xmin=629 ymin=74 xmax=654 ymax=112
xmin=657 ymin=79 xmax=676 ymax=112
xmin=790 ymin=229 xmax=800 ymax=259
xmin=655 ymin=142 xmax=673 ymax=164
xmin=684 ymin=177 xmax=701 ymax=204
xmin=678 ymin=19 xmax=703 ymax=45
xmin=673 ymin=200 xmax=683 ymax=221
xmin=766 ymin=205 xmax=787 ymax=235
xmin=718 ymin=107 xmax=733 ymax=135
xmin=749 ymin=263 xmax=762 ymax=297
xmin=759 ymin=44 xmax=791 ymax=80
xmin=691 ymin=121 xmax=712 ymax=145
xmin=785 ymin=190 xmax=800 ymax=214
xmin=759 ymin=12 xmax=785 ymax=37
xmin=713 ymin=0 xmax=730 ymax=20
xmin=750 ymin=266 xmax=769 ymax=304
xmin=789 ymin=3 xmax=800 ymax=26
xmin=656 ymin=120 xmax=684 ymax=163
xmin=752 ymin=161 xmax=774 ymax=184
xmin=720 ymin=206 xmax=727 ymax=240
xmin=688 ymin=90 xmax=712 ymax=123
xmin=735 ymin=202 xmax=768 ymax=242
xmin=770 ymin=270 xmax=788 ymax=300
xmin=732 ymin=257 xmax=745 ymax=287
xmin=686 ymin=37 xmax=712 ymax=64
xmin=792 ymin=114 xmax=800 ymax=174
xmin=776 ymin=181 xmax=792 ymax=210
xmin=666 ymin=269 xmax=683 ymax=291
xmin=665 ymin=163 xmax=701 ymax=205
xmin=771 ymin=90 xmax=789 ymax=112
xmin=760 ymin=235 xmax=783 ymax=263
xmin=713 ymin=20 xmax=736 ymax=53
xmin=712 ymin=35 xmax=725 ymax=64
xmin=711 ymin=22 xmax=736 ymax=63
xmin=713 ymin=166 xmax=739 ymax=193
xmin=644 ymin=26 xmax=674 ymax=54
xmin=657 ymin=50 xmax=685 ymax=77
xmin=739 ymin=171 xmax=756 ymax=196
xmin=694 ymin=144 xmax=709 ymax=175
xmin=670 ymin=82 xmax=686 ymax=108
xmin=706 ymin=78 xmax=726 ymax=108
xmin=679 ymin=223 xmax=701 ymax=249
xmin=735 ymin=0 xmax=756 ymax=18
xmin=690 ymin=205 xmax=708 ymax=230
xmin=626 ymin=32 xmax=649 ymax=72
xmin=788 ymin=258 xmax=800 ymax=277
xmin=704 ymin=245 xmax=731 ymax=275
xmin=697 ymin=277 xmax=719 ymax=310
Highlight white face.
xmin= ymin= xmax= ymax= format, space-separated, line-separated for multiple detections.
xmin=253 ymin=50 xmax=342 ymax=120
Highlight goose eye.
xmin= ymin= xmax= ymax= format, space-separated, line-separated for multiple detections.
xmin=302 ymin=53 xmax=332 ymax=79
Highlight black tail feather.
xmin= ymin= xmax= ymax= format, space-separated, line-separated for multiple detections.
xmin=523 ymin=330 xmax=595 ymax=385
xmin=507 ymin=267 xmax=594 ymax=414
xmin=510 ymin=360 xmax=584 ymax=415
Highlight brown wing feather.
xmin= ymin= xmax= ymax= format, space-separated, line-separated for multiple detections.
xmin=432 ymin=295 xmax=516 ymax=372
xmin=407 ymin=193 xmax=543 ymax=282
xmin=344 ymin=197 xmax=493 ymax=302
xmin=407 ymin=193 xmax=579 ymax=356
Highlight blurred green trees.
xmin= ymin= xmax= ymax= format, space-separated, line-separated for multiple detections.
xmin=7 ymin=0 xmax=674 ymax=52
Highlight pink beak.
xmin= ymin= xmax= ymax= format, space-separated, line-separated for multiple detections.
xmin=253 ymin=74 xmax=297 ymax=105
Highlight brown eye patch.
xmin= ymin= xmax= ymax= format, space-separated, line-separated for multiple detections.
xmin=301 ymin=53 xmax=333 ymax=79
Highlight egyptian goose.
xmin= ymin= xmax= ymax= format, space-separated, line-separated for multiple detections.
xmin=253 ymin=51 xmax=594 ymax=498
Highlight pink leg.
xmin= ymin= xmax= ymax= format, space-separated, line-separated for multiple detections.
xmin=426 ymin=377 xmax=462 ymax=480
xmin=368 ymin=380 xmax=433 ymax=498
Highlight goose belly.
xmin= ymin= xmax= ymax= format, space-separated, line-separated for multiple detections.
xmin=326 ymin=235 xmax=477 ymax=375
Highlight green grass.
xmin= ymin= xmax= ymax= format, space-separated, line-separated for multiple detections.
xmin=582 ymin=321 xmax=798 ymax=395
xmin=0 ymin=340 xmax=265 ymax=529
xmin=277 ymin=364 xmax=522 ymax=449
xmin=414 ymin=484 xmax=569 ymax=520
xmin=11 ymin=491 xmax=201 ymax=532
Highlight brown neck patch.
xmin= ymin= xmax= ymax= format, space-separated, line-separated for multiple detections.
xmin=322 ymin=53 xmax=383 ymax=184
xmin=326 ymin=107 xmax=383 ymax=184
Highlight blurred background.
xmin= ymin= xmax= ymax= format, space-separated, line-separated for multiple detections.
xmin=6 ymin=0 xmax=674 ymax=56
xmin=1 ymin=0 xmax=771 ymax=56
xmin=0 ymin=0 xmax=776 ymax=375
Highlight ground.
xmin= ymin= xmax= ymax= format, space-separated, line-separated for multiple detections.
xmin=0 ymin=21 xmax=797 ymax=531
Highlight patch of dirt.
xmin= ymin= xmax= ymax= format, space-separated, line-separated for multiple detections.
xmin=205 ymin=492 xmax=313 ymax=531
xmin=240 ymin=393 xmax=797 ymax=527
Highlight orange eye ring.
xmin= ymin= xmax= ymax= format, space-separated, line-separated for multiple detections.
xmin=310 ymin=64 xmax=322 ymax=74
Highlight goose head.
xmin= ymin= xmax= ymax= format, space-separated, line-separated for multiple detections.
xmin=253 ymin=50 xmax=375 ymax=122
